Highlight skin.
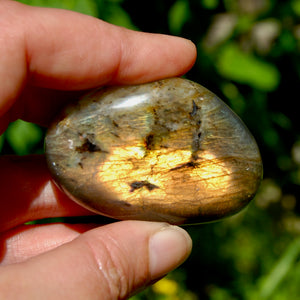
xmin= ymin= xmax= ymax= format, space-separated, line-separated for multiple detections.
xmin=0 ymin=1 xmax=197 ymax=299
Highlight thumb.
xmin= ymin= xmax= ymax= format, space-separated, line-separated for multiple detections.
xmin=0 ymin=221 xmax=192 ymax=299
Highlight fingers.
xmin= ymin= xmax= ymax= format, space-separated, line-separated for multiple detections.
xmin=0 ymin=1 xmax=196 ymax=124
xmin=0 ymin=155 xmax=94 ymax=232
xmin=0 ymin=223 xmax=98 ymax=265
xmin=24 ymin=7 xmax=196 ymax=88
xmin=0 ymin=221 xmax=192 ymax=299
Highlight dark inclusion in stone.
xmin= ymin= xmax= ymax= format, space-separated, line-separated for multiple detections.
xmin=45 ymin=77 xmax=263 ymax=225
xmin=189 ymin=100 xmax=199 ymax=117
xmin=130 ymin=181 xmax=159 ymax=192
xmin=76 ymin=139 xmax=102 ymax=153
xmin=144 ymin=133 xmax=155 ymax=150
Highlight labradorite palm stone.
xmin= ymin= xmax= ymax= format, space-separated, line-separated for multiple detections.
xmin=45 ymin=78 xmax=262 ymax=224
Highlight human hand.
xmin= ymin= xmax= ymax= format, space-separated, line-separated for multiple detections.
xmin=0 ymin=1 xmax=196 ymax=299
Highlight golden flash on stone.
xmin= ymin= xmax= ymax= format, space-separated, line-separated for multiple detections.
xmin=45 ymin=78 xmax=263 ymax=224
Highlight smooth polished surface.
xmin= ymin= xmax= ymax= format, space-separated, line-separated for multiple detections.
xmin=45 ymin=78 xmax=262 ymax=224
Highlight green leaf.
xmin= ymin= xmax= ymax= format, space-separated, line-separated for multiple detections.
xmin=217 ymin=43 xmax=280 ymax=91
xmin=104 ymin=4 xmax=138 ymax=30
xmin=258 ymin=238 xmax=300 ymax=299
xmin=221 ymin=82 xmax=246 ymax=115
xmin=168 ymin=0 xmax=190 ymax=35
xmin=279 ymin=30 xmax=297 ymax=53
xmin=201 ymin=0 xmax=219 ymax=10
xmin=6 ymin=120 xmax=43 ymax=155
xmin=292 ymin=0 xmax=300 ymax=16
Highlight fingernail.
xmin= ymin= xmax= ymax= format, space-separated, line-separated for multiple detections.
xmin=149 ymin=225 xmax=192 ymax=278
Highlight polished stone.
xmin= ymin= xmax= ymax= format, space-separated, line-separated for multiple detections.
xmin=45 ymin=78 xmax=263 ymax=224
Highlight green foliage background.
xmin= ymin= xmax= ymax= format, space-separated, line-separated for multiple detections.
xmin=2 ymin=0 xmax=300 ymax=299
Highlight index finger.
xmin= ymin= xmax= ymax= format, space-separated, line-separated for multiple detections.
xmin=0 ymin=1 xmax=196 ymax=126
